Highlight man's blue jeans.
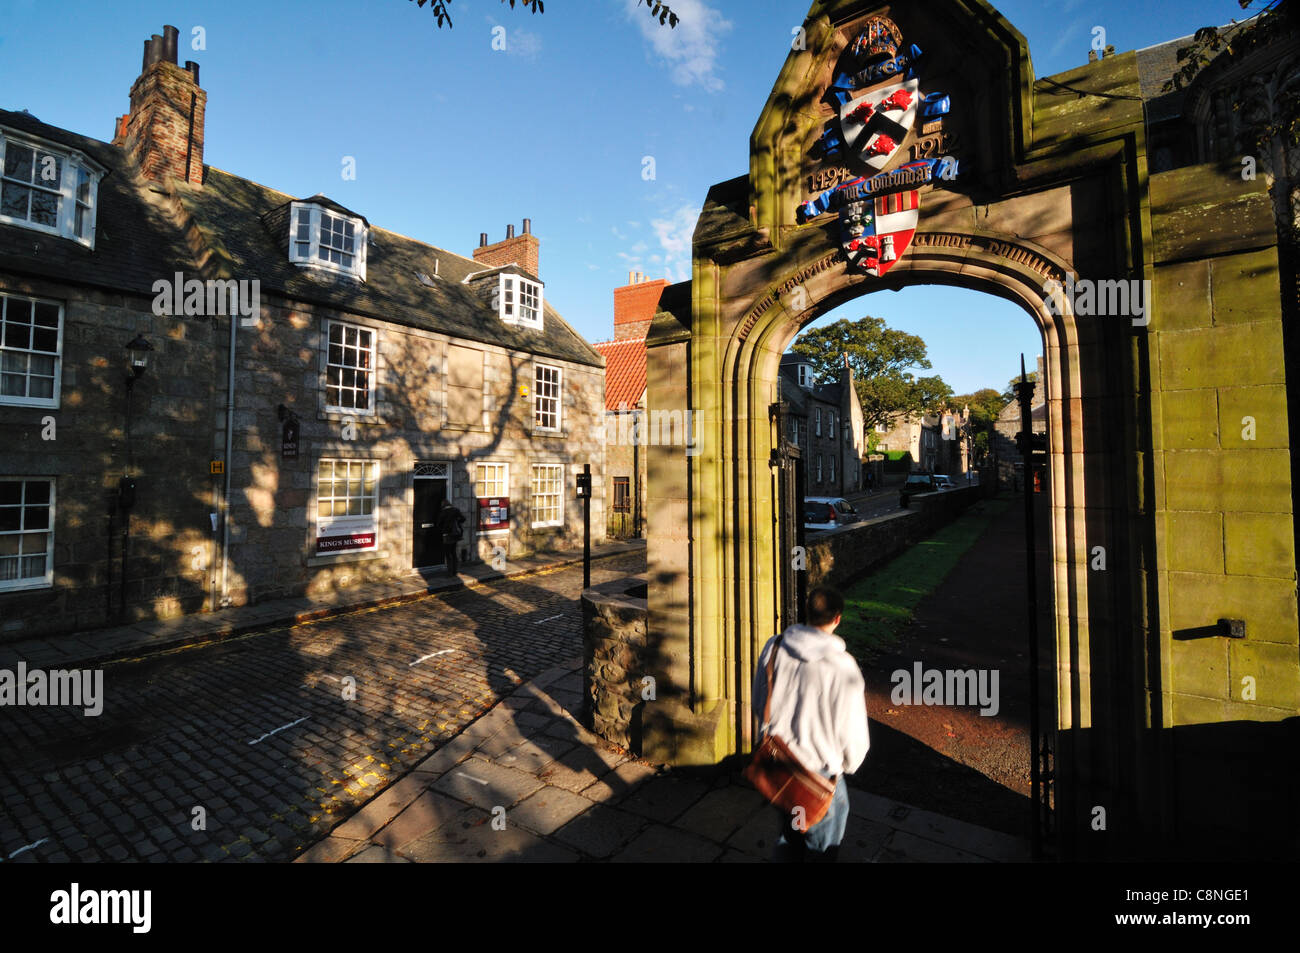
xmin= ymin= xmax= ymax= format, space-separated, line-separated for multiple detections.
xmin=773 ymin=776 xmax=849 ymax=862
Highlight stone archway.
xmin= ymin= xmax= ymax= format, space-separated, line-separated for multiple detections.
xmin=641 ymin=0 xmax=1297 ymax=861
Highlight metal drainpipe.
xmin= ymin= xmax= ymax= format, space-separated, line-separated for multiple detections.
xmin=219 ymin=311 xmax=236 ymax=600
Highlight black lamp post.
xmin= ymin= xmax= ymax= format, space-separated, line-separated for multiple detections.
xmin=117 ymin=334 xmax=152 ymax=620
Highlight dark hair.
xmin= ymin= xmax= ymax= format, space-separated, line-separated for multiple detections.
xmin=807 ymin=587 xmax=845 ymax=627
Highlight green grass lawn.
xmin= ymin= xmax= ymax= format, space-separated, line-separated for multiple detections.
xmin=839 ymin=497 xmax=1010 ymax=659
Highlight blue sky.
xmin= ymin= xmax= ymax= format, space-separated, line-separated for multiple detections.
xmin=0 ymin=0 xmax=1241 ymax=394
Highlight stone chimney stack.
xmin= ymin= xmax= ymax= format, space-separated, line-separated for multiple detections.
xmin=472 ymin=220 xmax=540 ymax=278
xmin=114 ymin=25 xmax=206 ymax=187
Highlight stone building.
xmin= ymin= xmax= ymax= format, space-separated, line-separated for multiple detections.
xmin=0 ymin=27 xmax=604 ymax=641
xmin=778 ymin=353 xmax=865 ymax=496
xmin=874 ymin=411 xmax=941 ymax=472
xmin=593 ymin=273 xmax=660 ymax=539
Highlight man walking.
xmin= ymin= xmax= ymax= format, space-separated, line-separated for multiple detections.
xmin=752 ymin=586 xmax=870 ymax=861
xmin=436 ymin=498 xmax=467 ymax=574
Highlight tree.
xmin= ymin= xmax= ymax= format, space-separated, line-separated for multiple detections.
xmin=409 ymin=0 xmax=678 ymax=29
xmin=953 ymin=387 xmax=1005 ymax=430
xmin=953 ymin=387 xmax=1005 ymax=466
xmin=788 ymin=316 xmax=954 ymax=433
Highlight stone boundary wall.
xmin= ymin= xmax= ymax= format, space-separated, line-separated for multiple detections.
xmin=808 ymin=483 xmax=992 ymax=593
xmin=580 ymin=575 xmax=649 ymax=751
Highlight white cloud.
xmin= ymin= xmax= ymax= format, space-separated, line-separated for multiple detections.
xmin=650 ymin=204 xmax=699 ymax=280
xmin=623 ymin=0 xmax=732 ymax=93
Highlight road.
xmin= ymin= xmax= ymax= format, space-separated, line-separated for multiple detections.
xmin=0 ymin=553 xmax=644 ymax=863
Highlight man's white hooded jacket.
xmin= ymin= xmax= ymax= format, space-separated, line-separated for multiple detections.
xmin=752 ymin=624 xmax=870 ymax=778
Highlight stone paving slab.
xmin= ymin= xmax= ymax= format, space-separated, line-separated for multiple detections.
xmin=431 ymin=757 xmax=545 ymax=811
xmin=849 ymin=788 xmax=1029 ymax=862
xmin=371 ymin=791 xmax=474 ymax=851
xmin=298 ymin=659 xmax=1033 ymax=865
xmin=507 ymin=786 xmax=596 ymax=836
xmin=550 ymin=805 xmax=649 ymax=858
xmin=612 ymin=823 xmax=727 ymax=863
xmin=674 ymin=783 xmax=769 ymax=845
xmin=398 ymin=813 xmax=581 ymax=863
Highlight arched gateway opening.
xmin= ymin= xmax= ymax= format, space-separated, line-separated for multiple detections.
xmin=636 ymin=0 xmax=1296 ymax=861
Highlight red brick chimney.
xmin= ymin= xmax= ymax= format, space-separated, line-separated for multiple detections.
xmin=113 ymin=25 xmax=206 ymax=188
xmin=613 ymin=272 xmax=667 ymax=341
xmin=473 ymin=220 xmax=540 ymax=278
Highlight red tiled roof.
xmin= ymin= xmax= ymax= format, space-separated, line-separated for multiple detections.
xmin=594 ymin=338 xmax=647 ymax=412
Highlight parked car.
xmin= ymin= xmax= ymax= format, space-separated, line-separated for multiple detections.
xmin=803 ymin=497 xmax=861 ymax=531
xmin=899 ymin=472 xmax=938 ymax=508
xmin=934 ymin=474 xmax=955 ymax=489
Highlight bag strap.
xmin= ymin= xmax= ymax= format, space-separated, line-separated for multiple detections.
xmin=759 ymin=635 xmax=783 ymax=738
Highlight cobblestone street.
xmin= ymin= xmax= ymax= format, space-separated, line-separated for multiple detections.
xmin=0 ymin=553 xmax=644 ymax=863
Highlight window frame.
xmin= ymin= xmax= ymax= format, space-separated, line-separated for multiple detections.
xmin=0 ymin=291 xmax=63 ymax=409
xmin=816 ymin=409 xmax=822 ymax=437
xmin=830 ymin=454 xmax=836 ymax=485
xmin=0 ymin=130 xmax=102 ymax=248
xmin=314 ymin=458 xmax=380 ymax=554
xmin=0 ymin=477 xmax=55 ymax=592
xmin=324 ymin=319 xmax=377 ymax=417
xmin=289 ymin=201 xmax=368 ymax=280
xmin=500 ymin=274 xmax=544 ymax=330
xmin=534 ymin=363 xmax=562 ymax=432
xmin=530 ymin=463 xmax=564 ymax=529
xmin=816 ymin=454 xmax=823 ymax=484
xmin=612 ymin=476 xmax=632 ymax=513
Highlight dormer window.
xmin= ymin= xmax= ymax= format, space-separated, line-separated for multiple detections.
xmin=500 ymin=274 xmax=543 ymax=330
xmin=797 ymin=364 xmax=813 ymax=388
xmin=0 ymin=130 xmax=101 ymax=248
xmin=289 ymin=201 xmax=367 ymax=280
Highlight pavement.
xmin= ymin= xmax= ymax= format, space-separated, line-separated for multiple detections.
xmin=1 ymin=529 xmax=1031 ymax=864
xmin=0 ymin=538 xmax=646 ymax=672
xmin=297 ymin=657 xmax=1033 ymax=864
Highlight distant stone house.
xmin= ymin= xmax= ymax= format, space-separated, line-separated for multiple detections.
xmin=778 ymin=354 xmax=865 ymax=497
xmin=0 ymin=27 xmax=604 ymax=640
xmin=875 ymin=412 xmax=938 ymax=472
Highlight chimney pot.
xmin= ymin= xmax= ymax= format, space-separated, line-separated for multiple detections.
xmin=185 ymin=60 xmax=200 ymax=84
xmin=148 ymin=35 xmax=163 ymax=68
xmin=162 ymin=25 xmax=179 ymax=64
xmin=506 ymin=224 xmax=515 ymax=239
xmin=479 ymin=233 xmax=488 ymax=248
xmin=523 ymin=218 xmax=531 ymax=235
xmin=141 ymin=39 xmax=152 ymax=73
xmin=628 ymin=271 xmax=634 ymax=285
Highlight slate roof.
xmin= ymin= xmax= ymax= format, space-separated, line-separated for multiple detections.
xmin=0 ymin=108 xmax=197 ymax=297
xmin=0 ymin=108 xmax=601 ymax=369
xmin=178 ymin=169 xmax=601 ymax=367
xmin=593 ymin=338 xmax=646 ymax=412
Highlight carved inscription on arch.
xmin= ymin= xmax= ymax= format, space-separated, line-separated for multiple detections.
xmin=911 ymin=232 xmax=1067 ymax=282
xmin=737 ymin=250 xmax=846 ymax=341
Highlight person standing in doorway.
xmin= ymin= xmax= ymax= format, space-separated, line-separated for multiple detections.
xmin=752 ymin=586 xmax=870 ymax=861
xmin=437 ymin=498 xmax=467 ymax=574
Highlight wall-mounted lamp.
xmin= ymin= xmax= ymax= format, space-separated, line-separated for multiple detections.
xmin=125 ymin=334 xmax=154 ymax=388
